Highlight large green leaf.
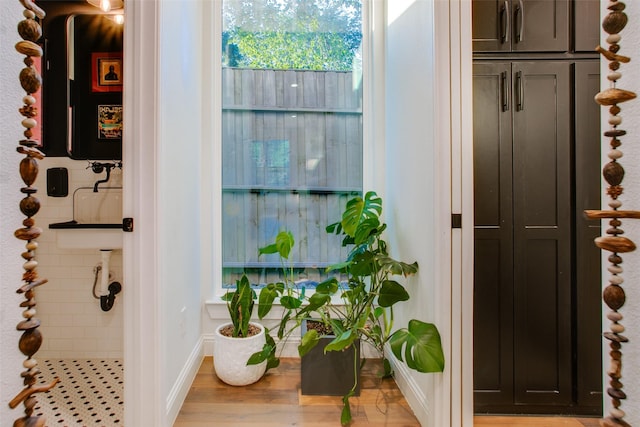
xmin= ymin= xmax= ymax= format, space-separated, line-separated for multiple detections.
xmin=341 ymin=191 xmax=382 ymax=239
xmin=298 ymin=329 xmax=320 ymax=357
xmin=298 ymin=291 xmax=331 ymax=315
xmin=378 ymin=280 xmax=410 ymax=307
xmin=258 ymin=230 xmax=294 ymax=259
xmin=315 ymin=277 xmax=339 ymax=294
xmin=280 ymin=295 xmax=302 ymax=309
xmin=389 ymin=320 xmax=445 ymax=373
xmin=377 ymin=256 xmax=419 ymax=277
xmin=324 ymin=329 xmax=357 ymax=353
xmin=257 ymin=283 xmax=281 ymax=319
xmin=247 ymin=331 xmax=279 ymax=371
xmin=349 ymin=251 xmax=375 ymax=277
xmin=227 ymin=275 xmax=254 ymax=337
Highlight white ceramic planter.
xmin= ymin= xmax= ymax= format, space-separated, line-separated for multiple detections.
xmin=213 ymin=322 xmax=267 ymax=386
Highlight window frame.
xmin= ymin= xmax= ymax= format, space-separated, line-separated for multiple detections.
xmin=210 ymin=0 xmax=383 ymax=297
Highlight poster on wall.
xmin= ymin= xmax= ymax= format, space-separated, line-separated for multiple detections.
xmin=92 ymin=52 xmax=123 ymax=92
xmin=97 ymin=105 xmax=123 ymax=140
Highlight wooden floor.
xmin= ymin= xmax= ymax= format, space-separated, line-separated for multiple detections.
xmin=174 ymin=357 xmax=601 ymax=427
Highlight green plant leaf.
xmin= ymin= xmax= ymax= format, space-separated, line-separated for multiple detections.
xmin=280 ymin=295 xmax=302 ymax=309
xmin=228 ymin=275 xmax=254 ymax=337
xmin=299 ymin=292 xmax=331 ymax=315
xmin=277 ymin=310 xmax=291 ymax=339
xmin=257 ymin=284 xmax=280 ymax=319
xmin=378 ymin=256 xmax=419 ymax=277
xmin=258 ymin=230 xmax=294 ymax=259
xmin=340 ymin=191 xmax=382 ymax=238
xmin=382 ymin=358 xmax=393 ymax=378
xmin=341 ymin=392 xmax=354 ymax=426
xmin=315 ymin=277 xmax=339 ymax=294
xmin=325 ymin=260 xmax=351 ymax=273
xmin=257 ymin=243 xmax=278 ymax=256
xmin=274 ymin=230 xmax=294 ymax=259
xmin=349 ymin=251 xmax=375 ymax=277
xmin=298 ymin=329 xmax=320 ymax=357
xmin=326 ymin=221 xmax=342 ymax=235
xmin=389 ymin=319 xmax=445 ymax=373
xmin=324 ymin=329 xmax=357 ymax=353
xmin=248 ymin=331 xmax=280 ymax=372
xmin=329 ymin=319 xmax=346 ymax=336
xmin=378 ymin=280 xmax=410 ymax=307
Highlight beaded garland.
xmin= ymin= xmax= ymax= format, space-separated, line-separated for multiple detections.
xmin=9 ymin=1 xmax=59 ymax=426
xmin=586 ymin=1 xmax=637 ymax=426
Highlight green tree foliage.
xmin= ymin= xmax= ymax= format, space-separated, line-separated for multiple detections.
xmin=223 ymin=0 xmax=362 ymax=71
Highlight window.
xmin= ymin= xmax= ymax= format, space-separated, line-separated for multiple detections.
xmin=221 ymin=0 xmax=365 ymax=288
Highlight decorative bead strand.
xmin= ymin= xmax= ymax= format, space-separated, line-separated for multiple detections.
xmin=588 ymin=2 xmax=636 ymax=426
xmin=8 ymin=1 xmax=59 ymax=426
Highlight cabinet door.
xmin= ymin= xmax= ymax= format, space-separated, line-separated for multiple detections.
xmin=472 ymin=0 xmax=570 ymax=52
xmin=473 ymin=62 xmax=515 ymax=407
xmin=574 ymin=60 xmax=603 ymax=413
xmin=575 ymin=0 xmax=601 ymax=52
xmin=472 ymin=0 xmax=513 ymax=52
xmin=511 ymin=61 xmax=572 ymax=406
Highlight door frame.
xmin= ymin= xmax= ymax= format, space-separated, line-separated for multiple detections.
xmin=121 ymin=1 xmax=476 ymax=426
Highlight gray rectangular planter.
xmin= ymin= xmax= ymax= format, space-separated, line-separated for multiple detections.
xmin=300 ymin=320 xmax=361 ymax=396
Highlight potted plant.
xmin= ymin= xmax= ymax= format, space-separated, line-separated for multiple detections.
xmin=254 ymin=191 xmax=445 ymax=425
xmin=213 ymin=275 xmax=278 ymax=386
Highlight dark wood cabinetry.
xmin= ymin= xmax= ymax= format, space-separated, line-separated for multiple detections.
xmin=473 ymin=0 xmax=602 ymax=416
xmin=472 ymin=0 xmax=570 ymax=52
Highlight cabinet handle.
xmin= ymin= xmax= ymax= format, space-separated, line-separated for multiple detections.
xmin=500 ymin=0 xmax=510 ymax=43
xmin=514 ymin=0 xmax=524 ymax=42
xmin=501 ymin=71 xmax=509 ymax=112
xmin=515 ymin=70 xmax=524 ymax=111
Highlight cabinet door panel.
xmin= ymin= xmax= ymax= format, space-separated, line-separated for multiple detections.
xmin=473 ymin=0 xmax=570 ymax=52
xmin=473 ymin=62 xmax=514 ymax=407
xmin=575 ymin=0 xmax=601 ymax=52
xmin=512 ymin=61 xmax=572 ymax=405
xmin=574 ymin=60 xmax=603 ymax=412
xmin=512 ymin=0 xmax=570 ymax=52
xmin=473 ymin=0 xmax=512 ymax=52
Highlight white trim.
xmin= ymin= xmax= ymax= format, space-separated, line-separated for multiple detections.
xmin=389 ymin=355 xmax=434 ymax=421
xmin=364 ymin=0 xmax=386 ymax=193
xmin=458 ymin=1 xmax=475 ymax=426
xmin=122 ymin=0 xmax=163 ymax=425
xmin=446 ymin=1 xmax=475 ymax=427
xmin=165 ymin=339 xmax=204 ymax=425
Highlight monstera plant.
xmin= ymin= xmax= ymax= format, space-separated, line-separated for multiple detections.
xmin=253 ymin=191 xmax=445 ymax=425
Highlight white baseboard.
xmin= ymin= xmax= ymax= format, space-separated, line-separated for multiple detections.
xmin=165 ymin=338 xmax=204 ymax=425
xmin=388 ymin=354 xmax=430 ymax=426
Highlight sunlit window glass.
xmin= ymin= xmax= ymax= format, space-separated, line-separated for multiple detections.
xmin=221 ymin=0 xmax=364 ymax=288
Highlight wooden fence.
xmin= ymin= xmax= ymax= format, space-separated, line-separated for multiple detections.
xmin=221 ymin=68 xmax=363 ymax=286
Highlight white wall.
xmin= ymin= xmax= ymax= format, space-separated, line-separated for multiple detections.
xmin=0 ymin=2 xmax=32 ymax=423
xmin=602 ymin=1 xmax=640 ymax=424
xmin=385 ymin=1 xmax=451 ymax=426
xmin=157 ymin=0 xmax=206 ymax=421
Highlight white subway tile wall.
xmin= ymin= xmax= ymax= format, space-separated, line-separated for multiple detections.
xmin=34 ymin=157 xmax=124 ymax=359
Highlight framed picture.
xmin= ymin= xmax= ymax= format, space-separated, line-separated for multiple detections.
xmin=97 ymin=105 xmax=123 ymax=139
xmin=92 ymin=52 xmax=123 ymax=92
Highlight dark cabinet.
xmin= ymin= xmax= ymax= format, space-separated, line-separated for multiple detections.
xmin=473 ymin=0 xmax=603 ymax=416
xmin=574 ymin=60 xmax=604 ymax=410
xmin=473 ymin=60 xmax=602 ymax=414
xmin=473 ymin=61 xmax=572 ymax=410
xmin=472 ymin=0 xmax=570 ymax=52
